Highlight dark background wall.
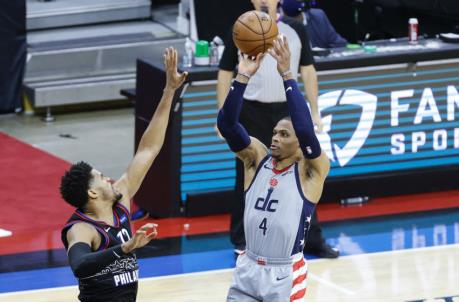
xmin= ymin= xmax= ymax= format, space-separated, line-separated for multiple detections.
xmin=192 ymin=0 xmax=459 ymax=43
xmin=313 ymin=0 xmax=459 ymax=43
xmin=194 ymin=0 xmax=253 ymax=42
xmin=0 ymin=0 xmax=27 ymax=113
xmin=153 ymin=0 xmax=180 ymax=5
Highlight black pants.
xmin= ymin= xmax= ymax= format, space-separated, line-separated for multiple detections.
xmin=230 ymin=100 xmax=326 ymax=252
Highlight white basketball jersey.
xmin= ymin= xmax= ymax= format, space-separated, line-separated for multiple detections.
xmin=244 ymin=156 xmax=316 ymax=259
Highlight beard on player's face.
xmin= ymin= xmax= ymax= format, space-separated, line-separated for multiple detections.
xmin=89 ymin=176 xmax=122 ymax=205
xmin=106 ymin=184 xmax=123 ymax=205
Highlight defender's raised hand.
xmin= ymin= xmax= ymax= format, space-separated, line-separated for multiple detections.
xmin=164 ymin=47 xmax=188 ymax=90
xmin=121 ymin=223 xmax=158 ymax=253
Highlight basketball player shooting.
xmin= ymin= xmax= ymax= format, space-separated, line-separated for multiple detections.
xmin=60 ymin=47 xmax=187 ymax=302
xmin=218 ymin=36 xmax=330 ymax=302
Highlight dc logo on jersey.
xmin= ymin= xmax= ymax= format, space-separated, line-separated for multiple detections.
xmin=316 ymin=90 xmax=377 ymax=166
xmin=255 ymin=188 xmax=278 ymax=212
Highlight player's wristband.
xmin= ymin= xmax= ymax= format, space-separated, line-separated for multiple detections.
xmin=280 ymin=70 xmax=292 ymax=77
xmin=237 ymin=72 xmax=252 ymax=79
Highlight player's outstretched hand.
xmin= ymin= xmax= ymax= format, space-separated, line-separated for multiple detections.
xmin=122 ymin=223 xmax=158 ymax=253
xmin=164 ymin=47 xmax=188 ymax=90
xmin=237 ymin=52 xmax=265 ymax=77
xmin=268 ymin=35 xmax=291 ymax=76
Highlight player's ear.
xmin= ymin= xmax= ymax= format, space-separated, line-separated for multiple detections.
xmin=88 ymin=189 xmax=98 ymax=199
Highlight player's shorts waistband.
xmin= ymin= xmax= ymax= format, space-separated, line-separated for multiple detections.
xmin=244 ymin=250 xmax=304 ymax=266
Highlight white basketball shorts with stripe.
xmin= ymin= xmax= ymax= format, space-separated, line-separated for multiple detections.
xmin=227 ymin=252 xmax=307 ymax=302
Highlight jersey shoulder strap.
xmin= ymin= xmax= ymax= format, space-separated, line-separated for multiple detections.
xmin=61 ymin=210 xmax=110 ymax=251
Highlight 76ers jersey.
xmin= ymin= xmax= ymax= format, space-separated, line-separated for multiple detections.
xmin=61 ymin=203 xmax=138 ymax=302
xmin=244 ymin=155 xmax=316 ymax=259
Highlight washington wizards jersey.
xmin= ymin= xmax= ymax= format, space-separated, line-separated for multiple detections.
xmin=244 ymin=155 xmax=316 ymax=259
xmin=61 ymin=203 xmax=139 ymax=302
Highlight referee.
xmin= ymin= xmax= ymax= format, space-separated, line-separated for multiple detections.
xmin=216 ymin=0 xmax=338 ymax=259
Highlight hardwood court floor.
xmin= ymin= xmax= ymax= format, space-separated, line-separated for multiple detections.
xmin=2 ymin=244 xmax=457 ymax=302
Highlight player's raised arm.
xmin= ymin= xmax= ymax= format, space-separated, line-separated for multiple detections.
xmin=269 ymin=36 xmax=330 ymax=181
xmin=217 ymin=53 xmax=268 ymax=169
xmin=115 ymin=47 xmax=187 ymax=209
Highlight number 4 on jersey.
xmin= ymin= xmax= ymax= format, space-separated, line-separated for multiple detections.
xmin=259 ymin=218 xmax=267 ymax=236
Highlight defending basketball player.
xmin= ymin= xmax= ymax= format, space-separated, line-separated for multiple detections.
xmin=60 ymin=47 xmax=187 ymax=302
xmin=218 ymin=36 xmax=330 ymax=302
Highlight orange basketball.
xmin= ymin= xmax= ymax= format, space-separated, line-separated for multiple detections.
xmin=233 ymin=10 xmax=279 ymax=57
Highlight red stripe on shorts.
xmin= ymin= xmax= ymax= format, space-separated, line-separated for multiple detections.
xmin=290 ymin=288 xmax=307 ymax=301
xmin=292 ymin=272 xmax=307 ymax=287
xmin=293 ymin=257 xmax=305 ymax=271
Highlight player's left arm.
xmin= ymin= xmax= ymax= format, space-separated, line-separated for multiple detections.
xmin=114 ymin=48 xmax=187 ymax=210
xmin=288 ymin=16 xmax=323 ymax=133
xmin=269 ymin=36 xmax=330 ymax=203
xmin=299 ymin=152 xmax=330 ymax=203
xmin=286 ymin=74 xmax=330 ymax=202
